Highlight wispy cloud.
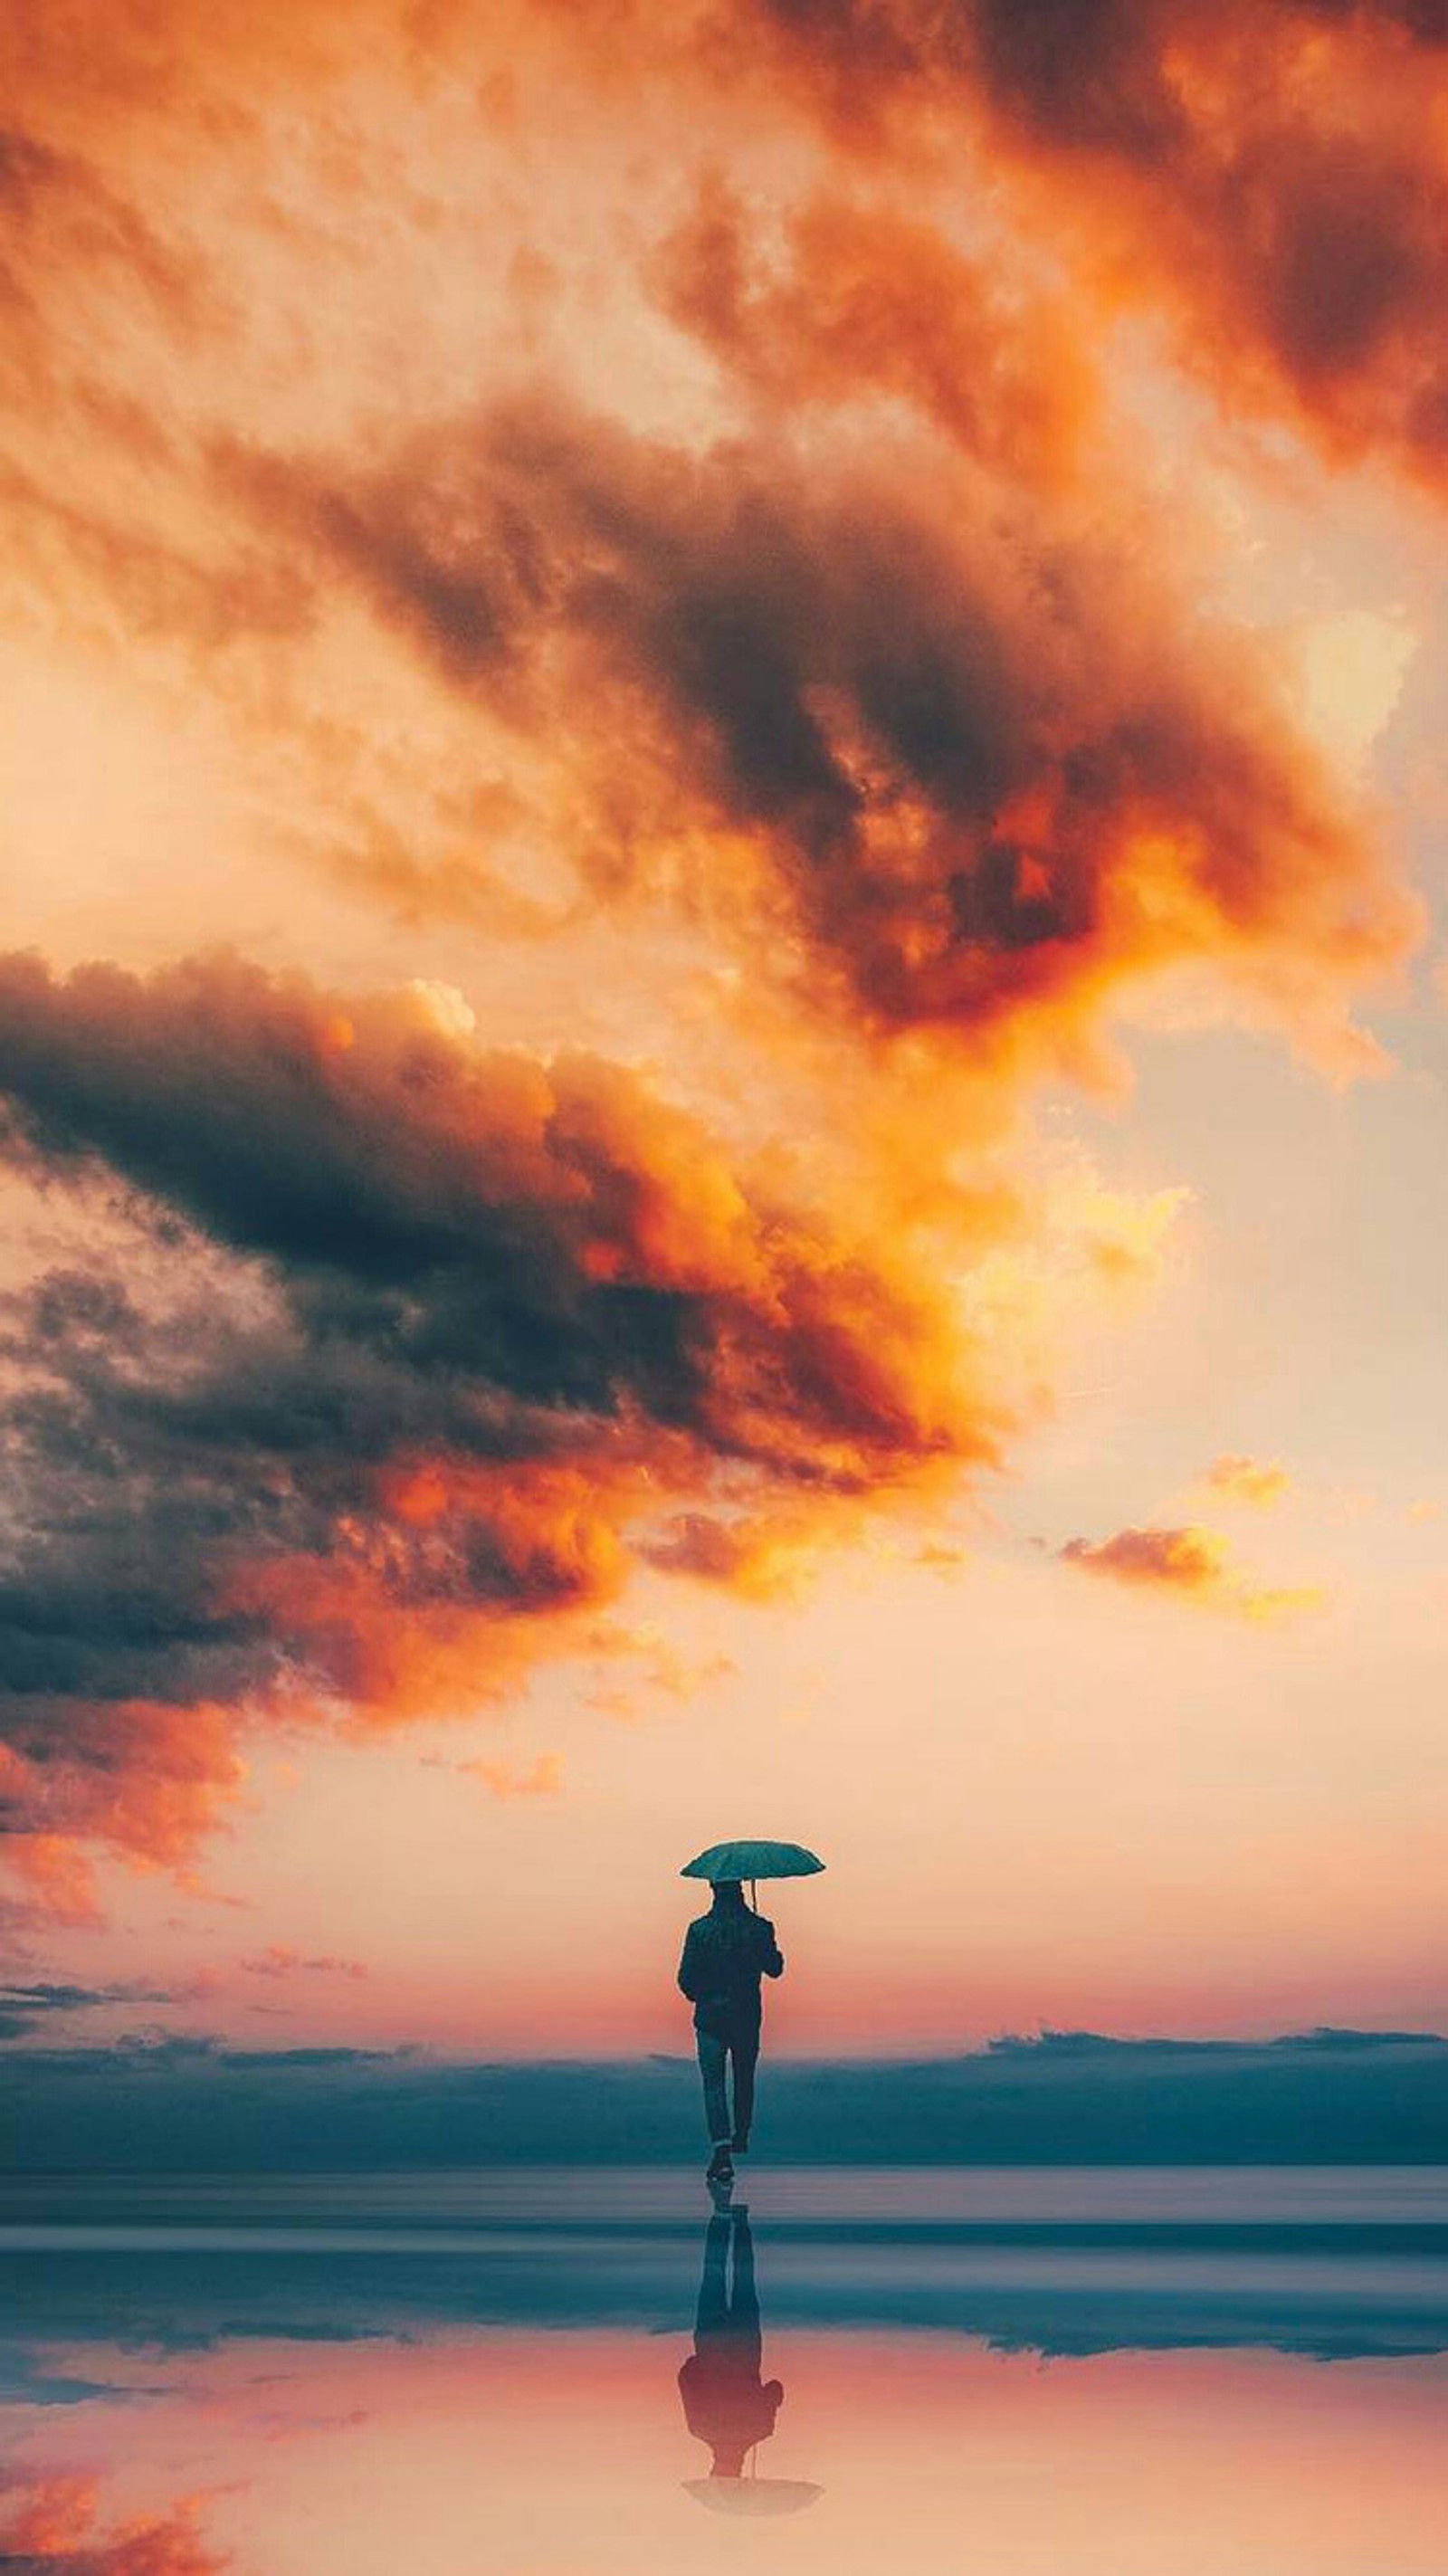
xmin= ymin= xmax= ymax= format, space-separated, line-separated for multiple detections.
xmin=456 ymin=1752 xmax=563 ymax=1801
xmin=1203 ymin=1454 xmax=1293 ymax=1510
xmin=0 ymin=1979 xmax=200 ymax=2041
xmin=237 ymin=1947 xmax=369 ymax=1983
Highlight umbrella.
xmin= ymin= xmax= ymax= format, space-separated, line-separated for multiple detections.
xmin=682 ymin=2479 xmax=824 ymax=2517
xmin=681 ymin=1839 xmax=824 ymax=1884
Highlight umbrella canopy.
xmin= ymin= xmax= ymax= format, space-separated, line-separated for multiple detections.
xmin=682 ymin=2480 xmax=824 ymax=2517
xmin=681 ymin=1839 xmax=824 ymax=1884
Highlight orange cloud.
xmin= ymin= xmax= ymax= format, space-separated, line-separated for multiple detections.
xmin=0 ymin=0 xmax=1419 ymax=1105
xmin=459 ymin=1751 xmax=563 ymax=1798
xmin=225 ymin=385 xmax=1413 ymax=1082
xmin=653 ymin=178 xmax=1101 ymax=487
xmin=0 ymin=1706 xmax=247 ymax=1923
xmin=0 ymin=1826 xmax=107 ymax=1929
xmin=1204 ymin=1454 xmax=1293 ymax=1509
xmin=0 ymin=952 xmax=999 ymax=1902
xmin=0 ymin=2475 xmax=226 ymax=2576
xmin=1061 ymin=1523 xmax=1322 ymax=1621
xmin=641 ymin=1509 xmax=825 ymax=1598
xmin=738 ymin=0 xmax=1448 ymax=504
xmin=0 ymin=0 xmax=1420 ymax=1927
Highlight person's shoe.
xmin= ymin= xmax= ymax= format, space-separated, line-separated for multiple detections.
xmin=706 ymin=2144 xmax=735 ymax=2187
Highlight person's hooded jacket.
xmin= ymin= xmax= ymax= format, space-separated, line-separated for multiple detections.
xmin=678 ymin=1903 xmax=784 ymax=2038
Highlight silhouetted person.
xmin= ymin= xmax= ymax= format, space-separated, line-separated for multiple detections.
xmin=678 ymin=2208 xmax=783 ymax=2478
xmin=678 ymin=1880 xmax=783 ymax=2185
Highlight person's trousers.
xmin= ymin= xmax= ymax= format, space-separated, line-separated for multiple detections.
xmin=696 ymin=2022 xmax=760 ymax=2145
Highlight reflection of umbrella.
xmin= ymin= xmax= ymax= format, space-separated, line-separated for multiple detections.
xmin=682 ymin=2480 xmax=824 ymax=2516
xmin=681 ymin=1840 xmax=824 ymax=1884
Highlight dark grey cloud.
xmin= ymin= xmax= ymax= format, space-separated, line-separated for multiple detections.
xmin=987 ymin=2024 xmax=1443 ymax=2056
xmin=0 ymin=950 xmax=984 ymax=1894
xmin=0 ymin=1980 xmax=200 ymax=2040
xmin=225 ymin=386 xmax=1398 ymax=1052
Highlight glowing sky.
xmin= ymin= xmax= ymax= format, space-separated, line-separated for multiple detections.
xmin=4 ymin=2320 xmax=1447 ymax=2575
xmin=2 ymin=0 xmax=1447 ymax=2052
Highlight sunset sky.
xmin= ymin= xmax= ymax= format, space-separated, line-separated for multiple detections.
xmin=3 ymin=0 xmax=1448 ymax=2056
xmin=7 ymin=2333 xmax=1446 ymax=2576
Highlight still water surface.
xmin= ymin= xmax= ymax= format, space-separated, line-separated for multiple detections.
xmin=2 ymin=2168 xmax=1444 ymax=2572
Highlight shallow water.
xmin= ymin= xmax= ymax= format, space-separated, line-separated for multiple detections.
xmin=2 ymin=2169 xmax=1445 ymax=2571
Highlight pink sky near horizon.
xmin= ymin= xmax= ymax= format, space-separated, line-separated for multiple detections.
xmin=2 ymin=0 xmax=1448 ymax=2055
xmin=5 ymin=2329 xmax=1446 ymax=2575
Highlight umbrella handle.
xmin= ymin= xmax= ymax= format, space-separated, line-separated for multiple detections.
xmin=749 ymin=1878 xmax=757 ymax=1911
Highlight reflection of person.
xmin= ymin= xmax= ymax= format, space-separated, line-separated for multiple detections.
xmin=677 ymin=1880 xmax=784 ymax=2186
xmin=678 ymin=2209 xmax=784 ymax=2480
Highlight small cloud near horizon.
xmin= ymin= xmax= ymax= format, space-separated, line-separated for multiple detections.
xmin=0 ymin=1976 xmax=216 ymax=2041
xmin=237 ymin=1946 xmax=369 ymax=1982
xmin=1060 ymin=1524 xmax=1323 ymax=1622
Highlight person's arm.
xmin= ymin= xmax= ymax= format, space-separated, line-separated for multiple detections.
xmin=757 ymin=1916 xmax=785 ymax=1979
xmin=678 ymin=1922 xmax=705 ymax=2001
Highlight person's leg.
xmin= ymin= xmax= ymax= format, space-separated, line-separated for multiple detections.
xmin=726 ymin=2209 xmax=762 ymax=2345
xmin=731 ymin=2027 xmax=758 ymax=2150
xmin=724 ymin=2210 xmax=765 ymax=2380
xmin=696 ymin=2031 xmax=731 ymax=2150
